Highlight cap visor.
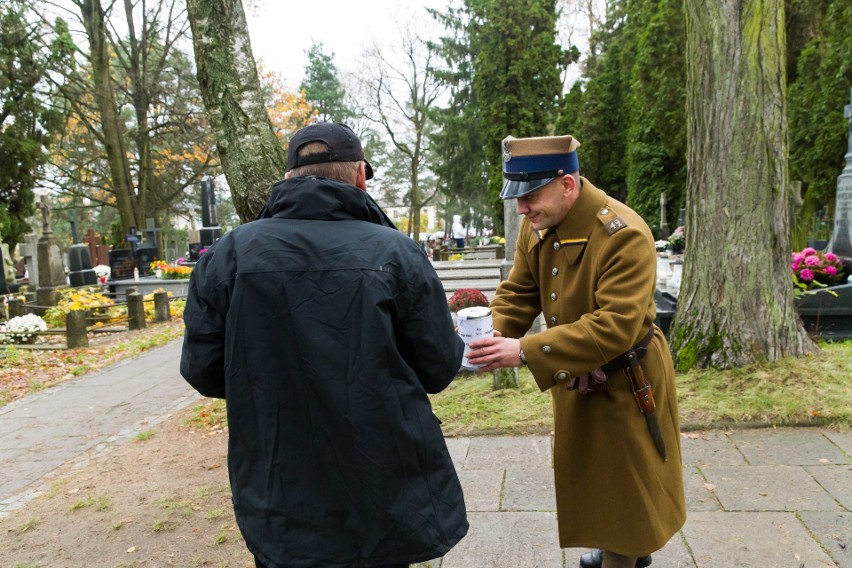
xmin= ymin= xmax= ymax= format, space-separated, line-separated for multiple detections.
xmin=364 ymin=159 xmax=374 ymax=180
xmin=500 ymin=177 xmax=553 ymax=200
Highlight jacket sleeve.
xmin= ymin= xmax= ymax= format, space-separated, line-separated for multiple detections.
xmin=395 ymin=250 xmax=465 ymax=394
xmin=490 ymin=221 xmax=543 ymax=338
xmin=179 ymin=243 xmax=232 ymax=399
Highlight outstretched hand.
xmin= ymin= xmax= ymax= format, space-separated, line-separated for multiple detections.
xmin=465 ymin=331 xmax=523 ymax=372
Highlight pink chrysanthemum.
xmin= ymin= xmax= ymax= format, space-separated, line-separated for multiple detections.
xmin=804 ymin=255 xmax=822 ymax=267
xmin=799 ymin=268 xmax=815 ymax=281
xmin=792 ymin=253 xmax=806 ymax=263
xmin=791 ymin=261 xmax=800 ymax=271
xmin=825 ymin=266 xmax=838 ymax=276
xmin=824 ymin=252 xmax=838 ymax=263
xmin=802 ymin=247 xmax=818 ymax=256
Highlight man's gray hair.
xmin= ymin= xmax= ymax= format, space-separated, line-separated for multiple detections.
xmin=289 ymin=141 xmax=360 ymax=184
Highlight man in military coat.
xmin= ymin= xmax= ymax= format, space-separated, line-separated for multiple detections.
xmin=467 ymin=135 xmax=685 ymax=568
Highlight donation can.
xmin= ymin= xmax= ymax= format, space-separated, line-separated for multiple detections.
xmin=456 ymin=306 xmax=494 ymax=370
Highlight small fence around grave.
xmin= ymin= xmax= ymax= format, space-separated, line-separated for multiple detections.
xmin=2 ymin=286 xmax=184 ymax=350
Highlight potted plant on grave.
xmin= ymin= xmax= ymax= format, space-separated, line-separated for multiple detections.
xmin=0 ymin=314 xmax=47 ymax=344
xmin=667 ymin=226 xmax=685 ymax=255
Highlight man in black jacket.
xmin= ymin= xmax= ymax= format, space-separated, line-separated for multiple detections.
xmin=181 ymin=123 xmax=468 ymax=568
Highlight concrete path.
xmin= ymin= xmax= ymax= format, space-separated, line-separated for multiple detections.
xmin=1 ymin=340 xmax=850 ymax=567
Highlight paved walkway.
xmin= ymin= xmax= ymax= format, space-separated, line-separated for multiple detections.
xmin=1 ymin=341 xmax=850 ymax=567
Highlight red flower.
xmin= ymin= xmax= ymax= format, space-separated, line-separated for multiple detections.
xmin=447 ymin=288 xmax=489 ymax=312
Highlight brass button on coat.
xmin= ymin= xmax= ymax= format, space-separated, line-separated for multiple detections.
xmin=550 ymin=316 xmax=557 ymax=325
xmin=553 ymin=242 xmax=561 ymax=250
xmin=555 ymin=371 xmax=569 ymax=382
xmin=552 ymin=267 xmax=559 ymax=276
xmin=542 ymin=345 xmax=552 ymax=354
xmin=600 ymin=208 xmax=609 ymax=215
xmin=551 ymin=292 xmax=558 ymax=301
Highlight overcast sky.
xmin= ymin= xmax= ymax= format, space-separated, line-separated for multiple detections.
xmin=244 ymin=0 xmax=448 ymax=88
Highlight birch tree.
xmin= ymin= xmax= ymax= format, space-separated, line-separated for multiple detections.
xmin=185 ymin=0 xmax=285 ymax=221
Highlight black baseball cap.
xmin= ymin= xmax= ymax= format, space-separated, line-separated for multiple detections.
xmin=287 ymin=123 xmax=374 ymax=180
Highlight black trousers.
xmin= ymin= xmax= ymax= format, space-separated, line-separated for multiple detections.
xmin=255 ymin=559 xmax=407 ymax=568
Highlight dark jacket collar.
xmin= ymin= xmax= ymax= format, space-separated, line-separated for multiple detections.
xmin=255 ymin=176 xmax=397 ymax=230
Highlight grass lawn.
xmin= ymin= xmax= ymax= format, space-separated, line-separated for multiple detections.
xmin=431 ymin=340 xmax=852 ymax=435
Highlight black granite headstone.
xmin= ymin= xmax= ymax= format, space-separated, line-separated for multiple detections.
xmin=135 ymin=247 xmax=158 ymax=277
xmin=67 ymin=244 xmax=97 ymax=286
xmin=188 ymin=242 xmax=203 ymax=261
xmin=108 ymin=249 xmax=136 ymax=281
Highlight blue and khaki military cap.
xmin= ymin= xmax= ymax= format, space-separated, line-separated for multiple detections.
xmin=500 ymin=135 xmax=581 ymax=199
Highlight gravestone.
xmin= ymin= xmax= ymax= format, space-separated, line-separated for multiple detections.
xmin=188 ymin=242 xmax=203 ymax=262
xmin=199 ymin=178 xmax=221 ymax=247
xmin=827 ymin=88 xmax=852 ymax=258
xmin=108 ymin=249 xmax=136 ymax=281
xmin=136 ymin=219 xmax=161 ymax=276
xmin=0 ymin=245 xmax=19 ymax=294
xmin=35 ymin=196 xmax=67 ymax=307
xmin=136 ymin=247 xmax=158 ymax=277
xmin=82 ymin=229 xmax=110 ymax=267
xmin=21 ymin=233 xmax=38 ymax=292
xmin=67 ymin=245 xmax=97 ymax=286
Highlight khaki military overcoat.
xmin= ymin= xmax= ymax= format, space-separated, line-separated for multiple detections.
xmin=491 ymin=178 xmax=686 ymax=556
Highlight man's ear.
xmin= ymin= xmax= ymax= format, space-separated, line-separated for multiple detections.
xmin=355 ymin=162 xmax=368 ymax=192
xmin=284 ymin=171 xmax=293 ymax=180
xmin=562 ymin=173 xmax=576 ymax=195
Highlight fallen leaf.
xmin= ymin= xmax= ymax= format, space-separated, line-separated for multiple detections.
xmin=207 ymin=463 xmax=221 ymax=470
xmin=703 ymin=483 xmax=716 ymax=491
xmin=818 ymin=458 xmax=831 ymax=464
xmin=759 ymin=492 xmax=768 ymax=496
xmin=126 ymin=546 xmax=136 ymax=553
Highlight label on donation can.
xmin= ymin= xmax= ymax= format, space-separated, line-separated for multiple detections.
xmin=457 ymin=306 xmax=494 ymax=370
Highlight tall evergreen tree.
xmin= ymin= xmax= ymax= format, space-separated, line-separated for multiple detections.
xmin=471 ymin=0 xmax=569 ymax=228
xmin=428 ymin=2 xmax=490 ymax=232
xmin=558 ymin=0 xmax=629 ymax=202
xmin=299 ymin=43 xmax=352 ymax=124
xmin=0 ymin=1 xmax=70 ymax=251
xmin=624 ymin=0 xmax=687 ymax=230
xmin=788 ymin=0 xmax=851 ymax=216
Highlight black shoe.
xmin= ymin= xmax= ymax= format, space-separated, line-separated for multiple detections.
xmin=579 ymin=549 xmax=652 ymax=568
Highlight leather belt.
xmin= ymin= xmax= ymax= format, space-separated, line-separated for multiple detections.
xmin=601 ymin=326 xmax=655 ymax=373
xmin=566 ymin=326 xmax=656 ymax=394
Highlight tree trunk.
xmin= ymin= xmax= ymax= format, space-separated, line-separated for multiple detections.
xmin=673 ymin=0 xmax=817 ymax=369
xmin=79 ymin=0 xmax=140 ymax=233
xmin=185 ymin=0 xmax=287 ymax=222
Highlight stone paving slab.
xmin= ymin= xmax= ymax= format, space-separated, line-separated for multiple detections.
xmin=805 ymin=465 xmax=852 ymax=510
xmin=730 ymin=428 xmax=851 ymax=465
xmin=683 ymin=466 xmax=722 ymax=512
xmin=799 ymin=512 xmax=852 ymax=568
xmin=683 ymin=511 xmax=837 ymax=567
xmin=445 ymin=437 xmax=471 ymax=467
xmin=440 ymin=512 xmax=563 ymax=567
xmin=702 ymin=465 xmax=842 ymax=511
xmin=455 ymin=469 xmax=503 ymax=512
xmin=502 ymin=466 xmax=557 ymax=511
xmin=463 ymin=436 xmax=551 ymax=470
xmin=680 ymin=431 xmax=747 ymax=466
xmin=824 ymin=431 xmax=852 ymax=458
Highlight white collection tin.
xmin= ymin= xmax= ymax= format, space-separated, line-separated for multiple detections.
xmin=456 ymin=306 xmax=494 ymax=370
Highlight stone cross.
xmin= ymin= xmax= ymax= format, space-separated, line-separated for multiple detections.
xmin=37 ymin=195 xmax=52 ymax=234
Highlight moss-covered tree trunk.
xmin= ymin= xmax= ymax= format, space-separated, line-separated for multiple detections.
xmin=674 ymin=0 xmax=817 ymax=369
xmin=185 ymin=0 xmax=286 ymax=222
